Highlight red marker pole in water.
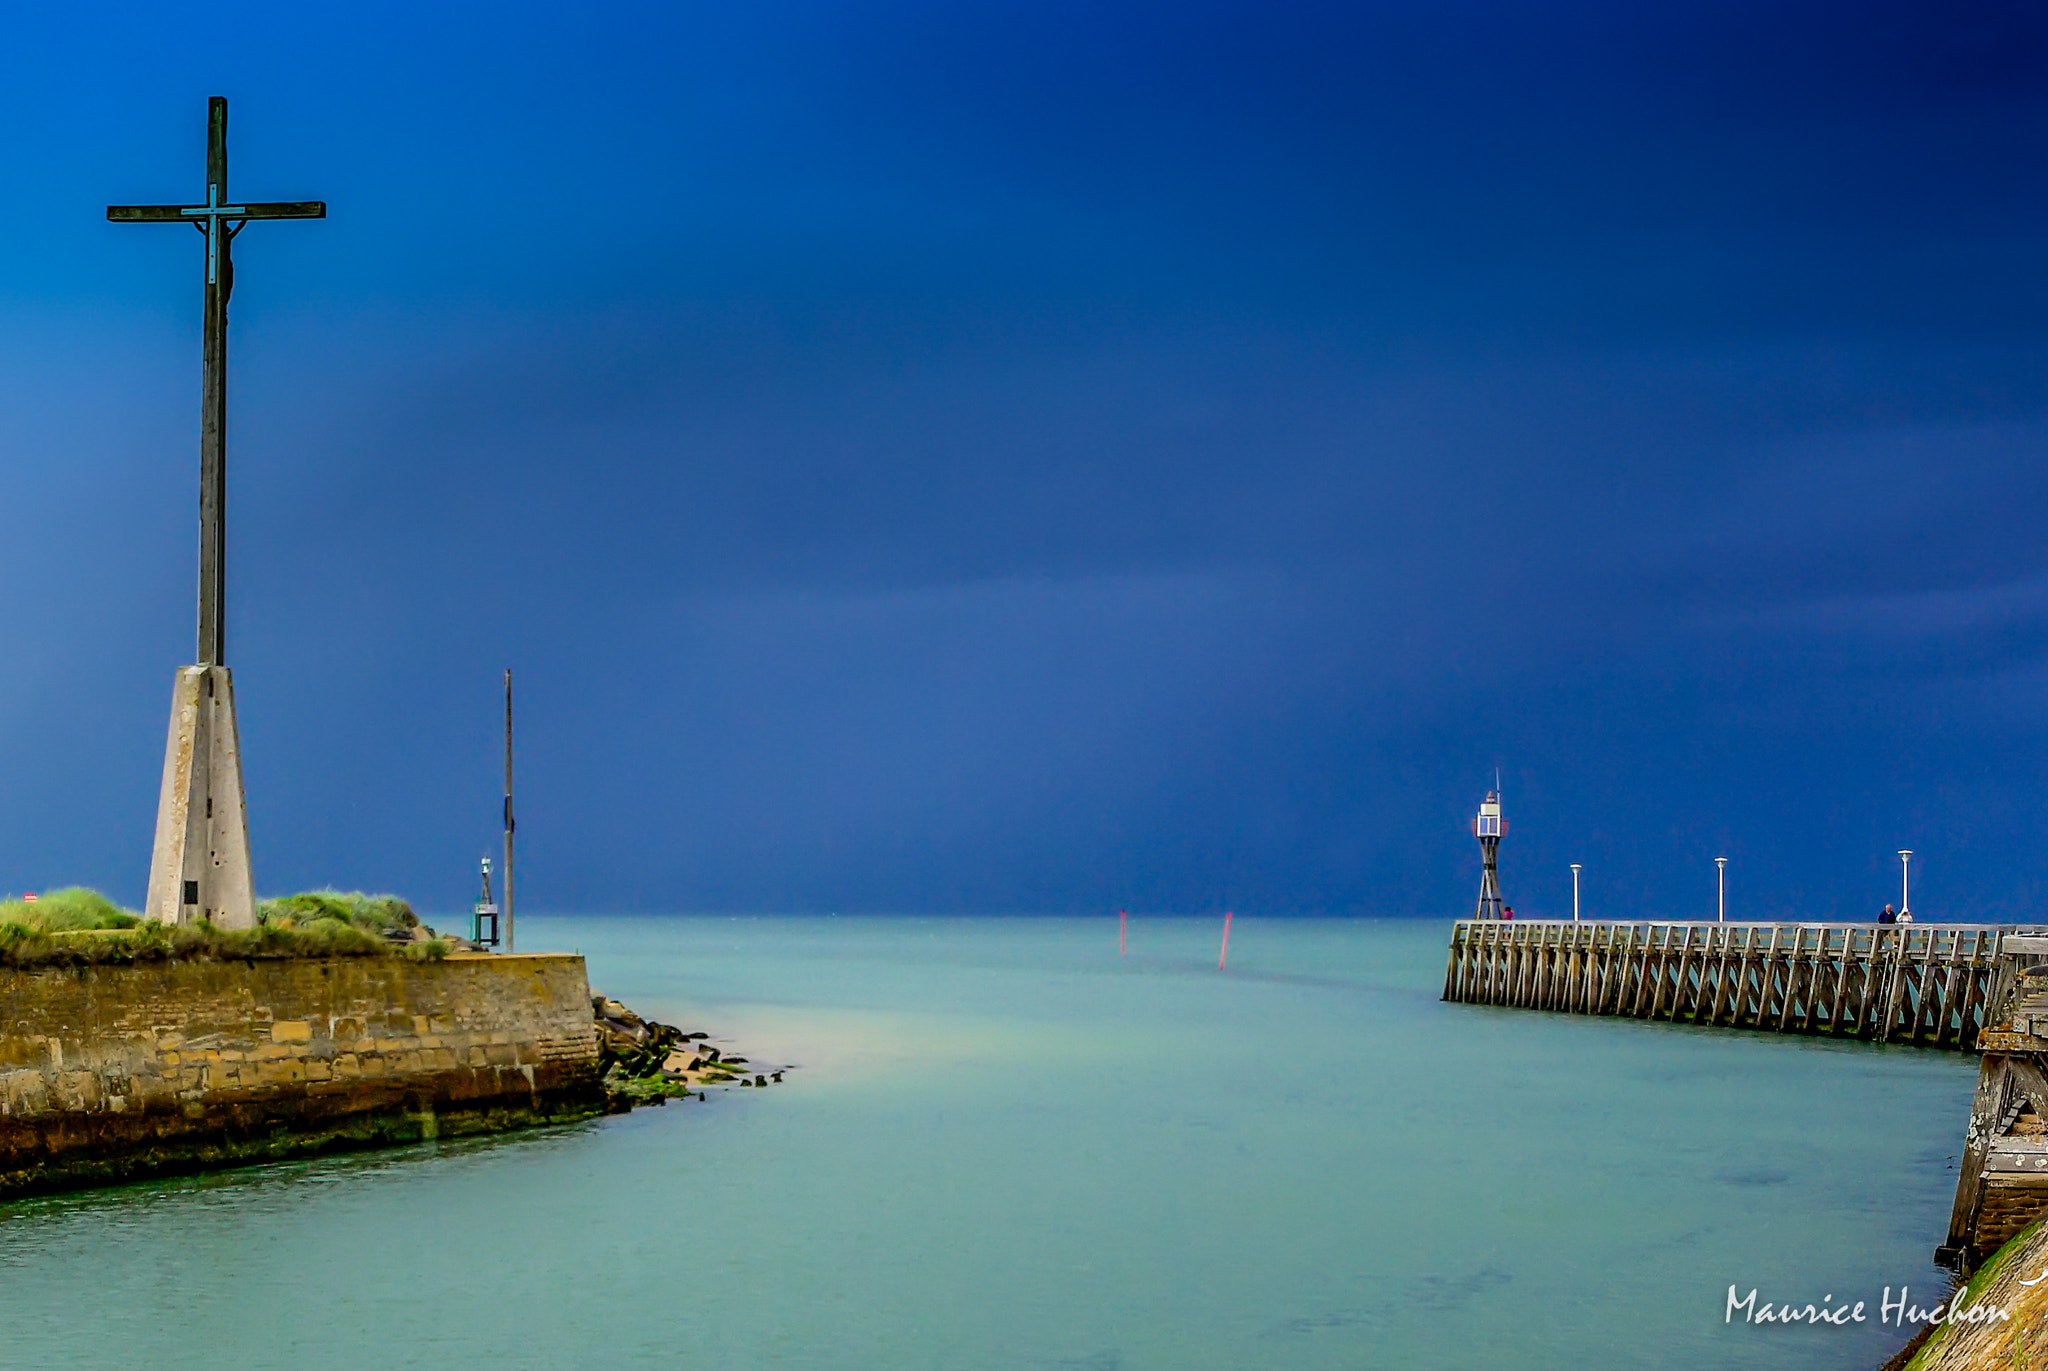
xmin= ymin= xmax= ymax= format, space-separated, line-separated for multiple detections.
xmin=1218 ymin=910 xmax=1233 ymax=970
xmin=1119 ymin=909 xmax=1127 ymax=956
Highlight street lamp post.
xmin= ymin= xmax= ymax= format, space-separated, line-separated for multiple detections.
xmin=1715 ymin=856 xmax=1728 ymax=922
xmin=1570 ymin=864 xmax=1581 ymax=921
xmin=1899 ymin=850 xmax=1913 ymax=919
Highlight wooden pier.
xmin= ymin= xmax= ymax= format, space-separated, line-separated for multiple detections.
xmin=1442 ymin=920 xmax=2043 ymax=1049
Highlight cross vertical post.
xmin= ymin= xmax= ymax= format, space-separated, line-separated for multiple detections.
xmin=200 ymin=95 xmax=228 ymax=666
xmin=109 ymin=95 xmax=324 ymax=667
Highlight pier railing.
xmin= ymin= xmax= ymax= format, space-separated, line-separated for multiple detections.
xmin=1442 ymin=920 xmax=2048 ymax=1049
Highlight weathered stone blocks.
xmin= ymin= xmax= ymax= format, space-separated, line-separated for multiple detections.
xmin=0 ymin=953 xmax=604 ymax=1197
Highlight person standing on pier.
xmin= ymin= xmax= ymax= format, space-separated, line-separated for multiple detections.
xmin=1880 ymin=903 xmax=1897 ymax=924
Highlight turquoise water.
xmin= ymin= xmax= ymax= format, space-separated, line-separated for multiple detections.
xmin=0 ymin=916 xmax=1973 ymax=1369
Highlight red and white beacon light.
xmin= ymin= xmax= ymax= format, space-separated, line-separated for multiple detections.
xmin=1475 ymin=791 xmax=1505 ymax=920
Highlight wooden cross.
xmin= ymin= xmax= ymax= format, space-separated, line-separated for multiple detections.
xmin=108 ymin=97 xmax=324 ymax=667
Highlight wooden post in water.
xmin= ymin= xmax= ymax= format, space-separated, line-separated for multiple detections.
xmin=1841 ymin=930 xmax=1859 ymax=1033
xmin=1218 ymin=910 xmax=1232 ymax=970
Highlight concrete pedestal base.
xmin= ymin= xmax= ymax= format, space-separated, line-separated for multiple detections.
xmin=143 ymin=665 xmax=255 ymax=929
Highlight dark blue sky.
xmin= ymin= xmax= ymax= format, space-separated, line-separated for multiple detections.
xmin=3 ymin=1 xmax=2045 ymax=919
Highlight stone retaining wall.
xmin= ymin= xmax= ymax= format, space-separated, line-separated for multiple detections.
xmin=1971 ymin=1178 xmax=2048 ymax=1256
xmin=0 ymin=952 xmax=603 ymax=1196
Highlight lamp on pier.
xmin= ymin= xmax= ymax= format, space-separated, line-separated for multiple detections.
xmin=472 ymin=856 xmax=500 ymax=947
xmin=1899 ymin=850 xmax=1913 ymax=920
xmin=1716 ymin=856 xmax=1727 ymax=922
xmin=1570 ymin=864 xmax=1582 ymax=921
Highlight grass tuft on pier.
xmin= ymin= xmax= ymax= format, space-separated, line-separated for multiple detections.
xmin=256 ymin=890 xmax=419 ymax=936
xmin=0 ymin=889 xmax=450 ymax=968
xmin=0 ymin=887 xmax=141 ymax=932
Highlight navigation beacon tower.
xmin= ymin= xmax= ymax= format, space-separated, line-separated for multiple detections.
xmin=1474 ymin=791 xmax=1505 ymax=919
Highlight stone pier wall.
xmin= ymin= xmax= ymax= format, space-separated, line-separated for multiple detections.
xmin=0 ymin=952 xmax=603 ymax=1196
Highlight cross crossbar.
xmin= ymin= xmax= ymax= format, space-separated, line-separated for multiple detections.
xmin=107 ymin=202 xmax=325 ymax=222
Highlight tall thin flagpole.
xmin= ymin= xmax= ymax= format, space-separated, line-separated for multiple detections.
xmin=503 ymin=669 xmax=515 ymax=954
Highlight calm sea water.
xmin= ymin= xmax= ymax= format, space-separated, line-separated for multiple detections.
xmin=0 ymin=916 xmax=1971 ymax=1370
